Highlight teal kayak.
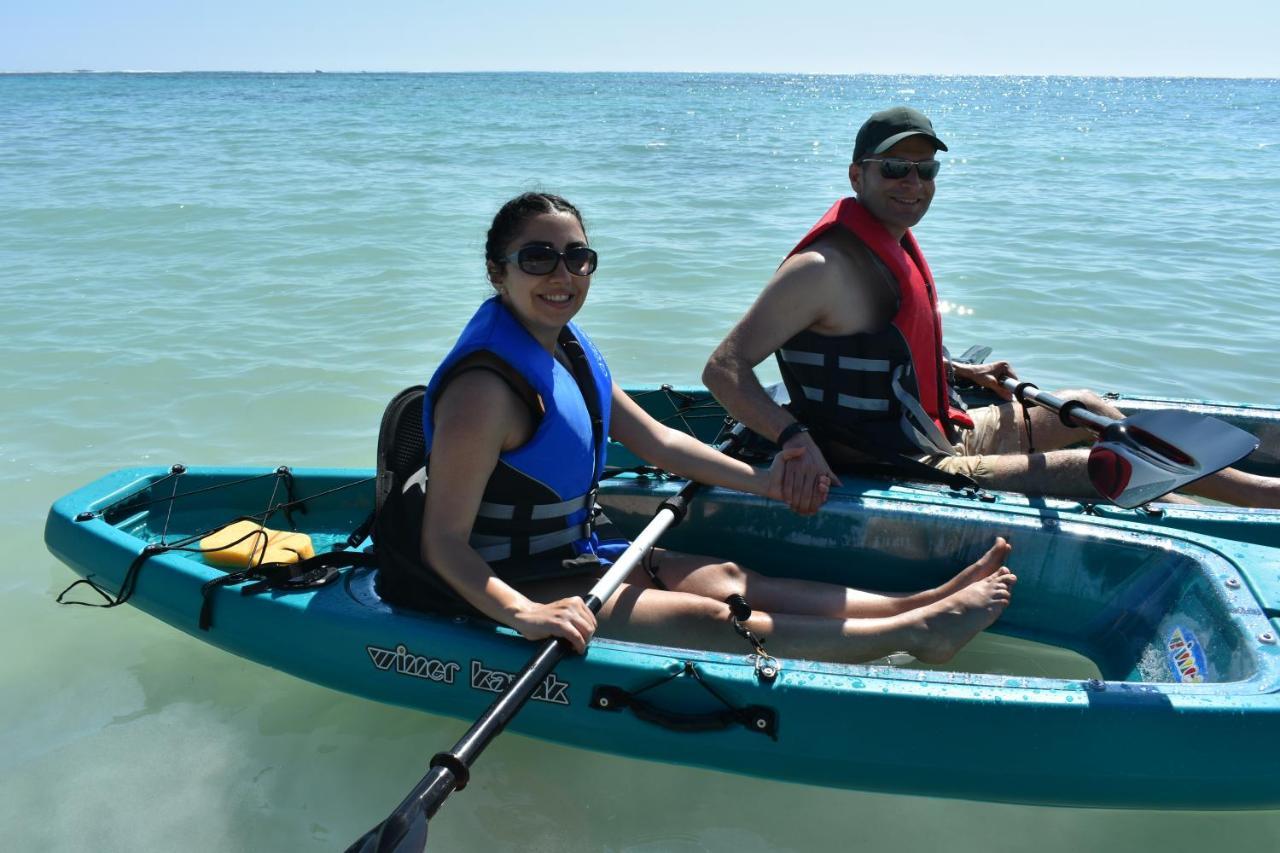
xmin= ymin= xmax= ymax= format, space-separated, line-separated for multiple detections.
xmin=619 ymin=385 xmax=1280 ymax=549
xmin=45 ymin=455 xmax=1280 ymax=809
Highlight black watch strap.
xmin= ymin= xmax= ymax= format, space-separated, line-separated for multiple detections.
xmin=775 ymin=421 xmax=809 ymax=446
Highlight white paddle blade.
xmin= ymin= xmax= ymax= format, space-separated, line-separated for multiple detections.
xmin=1087 ymin=411 xmax=1259 ymax=508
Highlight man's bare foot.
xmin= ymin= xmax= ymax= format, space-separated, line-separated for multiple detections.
xmin=928 ymin=538 xmax=1012 ymax=602
xmin=909 ymin=569 xmax=1016 ymax=664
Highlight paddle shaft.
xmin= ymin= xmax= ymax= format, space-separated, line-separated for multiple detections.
xmin=407 ymin=497 xmax=684 ymax=822
xmin=998 ymin=378 xmax=1112 ymax=434
xmin=355 ymin=425 xmax=748 ymax=852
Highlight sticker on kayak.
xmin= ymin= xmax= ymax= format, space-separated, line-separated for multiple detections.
xmin=1166 ymin=626 xmax=1207 ymax=683
xmin=367 ymin=644 xmax=461 ymax=684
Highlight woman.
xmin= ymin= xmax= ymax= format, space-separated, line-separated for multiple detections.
xmin=417 ymin=191 xmax=1015 ymax=664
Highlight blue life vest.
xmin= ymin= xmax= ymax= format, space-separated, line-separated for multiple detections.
xmin=415 ymin=296 xmax=626 ymax=575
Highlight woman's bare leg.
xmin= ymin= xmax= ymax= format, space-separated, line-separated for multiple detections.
xmin=628 ymin=538 xmax=1013 ymax=619
xmin=522 ymin=569 xmax=1015 ymax=665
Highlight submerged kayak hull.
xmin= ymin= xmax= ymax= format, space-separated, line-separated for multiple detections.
xmin=46 ymin=465 xmax=1280 ymax=809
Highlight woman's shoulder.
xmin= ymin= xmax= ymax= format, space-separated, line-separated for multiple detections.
xmin=436 ymin=352 xmax=543 ymax=426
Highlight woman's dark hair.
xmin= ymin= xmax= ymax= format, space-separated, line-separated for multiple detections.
xmin=485 ymin=192 xmax=586 ymax=265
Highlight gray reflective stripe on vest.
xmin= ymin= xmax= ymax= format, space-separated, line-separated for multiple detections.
xmin=837 ymin=356 xmax=891 ymax=372
xmin=801 ymin=385 xmax=889 ymax=412
xmin=469 ymin=525 xmax=584 ymax=562
xmin=476 ymin=492 xmax=591 ymax=521
xmin=891 ymin=367 xmax=956 ymax=456
xmin=781 ymin=349 xmax=890 ymax=373
xmin=837 ymin=393 xmax=889 ymax=412
xmin=403 ymin=466 xmax=589 ymax=521
xmin=779 ymin=348 xmax=823 ymax=367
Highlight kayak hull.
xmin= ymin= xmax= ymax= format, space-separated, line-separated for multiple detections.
xmin=46 ymin=465 xmax=1280 ymax=809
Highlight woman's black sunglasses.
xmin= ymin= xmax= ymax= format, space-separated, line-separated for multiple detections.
xmin=504 ymin=244 xmax=599 ymax=276
xmin=861 ymin=157 xmax=941 ymax=181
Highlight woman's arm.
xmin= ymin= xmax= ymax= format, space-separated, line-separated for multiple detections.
xmin=423 ymin=369 xmax=597 ymax=652
xmin=608 ymin=382 xmax=822 ymax=506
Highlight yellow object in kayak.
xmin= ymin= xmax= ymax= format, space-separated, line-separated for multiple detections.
xmin=200 ymin=520 xmax=315 ymax=568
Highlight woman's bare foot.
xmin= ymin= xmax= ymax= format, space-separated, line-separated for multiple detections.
xmin=909 ymin=568 xmax=1016 ymax=664
xmin=927 ymin=537 xmax=1012 ymax=602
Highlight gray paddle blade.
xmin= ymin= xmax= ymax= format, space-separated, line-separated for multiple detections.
xmin=346 ymin=810 xmax=428 ymax=853
xmin=1087 ymin=410 xmax=1259 ymax=508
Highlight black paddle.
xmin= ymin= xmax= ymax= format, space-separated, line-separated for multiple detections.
xmin=999 ymin=377 xmax=1259 ymax=508
xmin=346 ymin=424 xmax=750 ymax=853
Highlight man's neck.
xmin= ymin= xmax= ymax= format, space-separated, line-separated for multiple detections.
xmin=851 ymin=196 xmax=907 ymax=242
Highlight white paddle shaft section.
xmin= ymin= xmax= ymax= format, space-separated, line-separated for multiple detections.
xmin=584 ymin=507 xmax=677 ymax=609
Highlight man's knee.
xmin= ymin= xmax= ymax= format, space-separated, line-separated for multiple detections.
xmin=1051 ymin=387 xmax=1099 ymax=404
xmin=1051 ymin=388 xmax=1123 ymax=421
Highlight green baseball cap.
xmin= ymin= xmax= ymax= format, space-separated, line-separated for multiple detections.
xmin=853 ymin=106 xmax=948 ymax=162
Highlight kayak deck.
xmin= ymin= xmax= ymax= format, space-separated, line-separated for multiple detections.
xmin=45 ymin=464 xmax=1280 ymax=809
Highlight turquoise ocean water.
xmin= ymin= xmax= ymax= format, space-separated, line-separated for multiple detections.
xmin=4 ymin=72 xmax=1280 ymax=851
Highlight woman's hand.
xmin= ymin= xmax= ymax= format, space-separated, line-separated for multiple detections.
xmin=767 ymin=439 xmax=833 ymax=516
xmin=509 ymin=596 xmax=598 ymax=654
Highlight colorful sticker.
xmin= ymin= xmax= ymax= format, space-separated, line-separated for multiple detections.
xmin=1166 ymin=626 xmax=1207 ymax=684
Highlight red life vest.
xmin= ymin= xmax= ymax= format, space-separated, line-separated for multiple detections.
xmin=785 ymin=197 xmax=972 ymax=437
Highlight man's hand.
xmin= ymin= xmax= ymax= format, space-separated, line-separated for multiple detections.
xmin=955 ymin=361 xmax=1017 ymax=400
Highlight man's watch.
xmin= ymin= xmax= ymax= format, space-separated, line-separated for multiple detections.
xmin=775 ymin=421 xmax=809 ymax=446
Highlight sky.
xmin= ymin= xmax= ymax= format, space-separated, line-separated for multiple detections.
xmin=3 ymin=0 xmax=1278 ymax=77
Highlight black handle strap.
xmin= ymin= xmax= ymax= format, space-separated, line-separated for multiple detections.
xmin=589 ymin=661 xmax=778 ymax=739
xmin=590 ymin=685 xmax=777 ymax=738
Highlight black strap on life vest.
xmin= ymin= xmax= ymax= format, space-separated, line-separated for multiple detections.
xmin=807 ymin=418 xmax=977 ymax=491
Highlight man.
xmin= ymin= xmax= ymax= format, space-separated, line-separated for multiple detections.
xmin=703 ymin=106 xmax=1279 ymax=513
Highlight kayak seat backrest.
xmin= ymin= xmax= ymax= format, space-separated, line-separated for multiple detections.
xmin=371 ymin=386 xmax=473 ymax=614
xmin=376 ymin=385 xmax=427 ymax=518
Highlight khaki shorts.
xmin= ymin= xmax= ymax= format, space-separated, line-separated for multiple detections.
xmin=921 ymin=403 xmax=1029 ymax=482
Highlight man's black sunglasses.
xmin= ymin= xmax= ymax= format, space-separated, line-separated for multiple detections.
xmin=861 ymin=158 xmax=941 ymax=181
xmin=504 ymin=244 xmax=599 ymax=276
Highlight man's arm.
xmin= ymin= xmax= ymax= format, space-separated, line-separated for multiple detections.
xmin=703 ymin=251 xmax=834 ymax=444
xmin=704 ymin=241 xmax=885 ymax=513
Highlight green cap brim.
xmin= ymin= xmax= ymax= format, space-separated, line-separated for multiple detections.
xmin=873 ymin=130 xmax=949 ymax=155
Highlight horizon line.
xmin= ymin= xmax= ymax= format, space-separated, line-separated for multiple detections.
xmin=3 ymin=68 xmax=1278 ymax=81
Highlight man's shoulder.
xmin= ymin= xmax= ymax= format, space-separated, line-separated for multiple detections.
xmin=786 ymin=231 xmax=893 ymax=292
xmin=773 ymin=229 xmax=898 ymax=335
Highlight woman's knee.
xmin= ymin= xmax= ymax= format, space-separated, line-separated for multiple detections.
xmin=716 ymin=560 xmax=749 ymax=586
xmin=684 ymin=594 xmax=734 ymax=623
